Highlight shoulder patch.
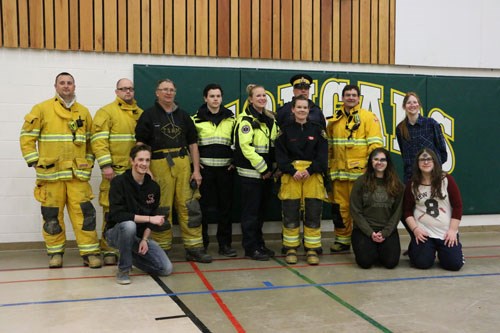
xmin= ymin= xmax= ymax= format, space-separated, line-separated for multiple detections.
xmin=241 ymin=124 xmax=251 ymax=134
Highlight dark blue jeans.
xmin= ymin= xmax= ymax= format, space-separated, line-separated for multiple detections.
xmin=408 ymin=235 xmax=464 ymax=271
xmin=105 ymin=220 xmax=173 ymax=275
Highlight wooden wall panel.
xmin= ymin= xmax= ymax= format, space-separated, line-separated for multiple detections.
xmin=370 ymin=0 xmax=379 ymax=64
xmin=69 ymin=0 xmax=79 ymax=50
xmin=272 ymin=0 xmax=281 ymax=59
xmin=320 ymin=0 xmax=333 ymax=62
xmin=230 ymin=0 xmax=238 ymax=57
xmin=2 ymin=0 xmax=18 ymax=47
xmin=80 ymin=0 xmax=94 ymax=51
xmin=18 ymin=0 xmax=28 ymax=48
xmin=239 ymin=0 xmax=251 ymax=58
xmin=207 ymin=0 xmax=216 ymax=57
xmin=292 ymin=0 xmax=300 ymax=60
xmin=280 ymin=0 xmax=292 ymax=60
xmin=151 ymin=0 xmax=164 ymax=54
xmin=142 ymin=0 xmax=151 ymax=53
xmin=54 ymin=0 xmax=69 ymax=50
xmin=164 ymin=0 xmax=173 ymax=54
xmin=0 ymin=0 xmax=395 ymax=65
xmin=187 ymin=0 xmax=195 ymax=55
xmin=351 ymin=0 xmax=360 ymax=63
xmin=332 ymin=0 xmax=340 ymax=62
xmin=127 ymin=0 xmax=141 ymax=53
xmin=29 ymin=0 xmax=44 ymax=49
xmin=359 ymin=0 xmax=371 ymax=63
xmin=251 ymin=0 xmax=259 ymax=58
xmin=217 ymin=0 xmax=229 ymax=57
xmin=173 ymin=0 xmax=186 ymax=55
xmin=260 ymin=0 xmax=272 ymax=59
xmin=104 ymin=0 xmax=117 ymax=52
xmin=197 ymin=0 xmax=209 ymax=56
xmin=94 ymin=0 xmax=103 ymax=51
xmin=300 ymin=0 xmax=313 ymax=61
xmin=378 ymin=0 xmax=390 ymax=64
xmin=313 ymin=0 xmax=321 ymax=61
xmin=117 ymin=0 xmax=127 ymax=52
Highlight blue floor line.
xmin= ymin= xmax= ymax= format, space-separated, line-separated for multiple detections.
xmin=3 ymin=271 xmax=500 ymax=308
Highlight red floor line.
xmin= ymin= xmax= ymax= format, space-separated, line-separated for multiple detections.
xmin=189 ymin=262 xmax=246 ymax=333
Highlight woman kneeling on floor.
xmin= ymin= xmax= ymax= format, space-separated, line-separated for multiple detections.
xmin=403 ymin=148 xmax=464 ymax=271
xmin=350 ymin=147 xmax=404 ymax=269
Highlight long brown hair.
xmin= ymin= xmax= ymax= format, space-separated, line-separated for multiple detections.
xmin=411 ymin=148 xmax=446 ymax=199
xmin=363 ymin=148 xmax=403 ymax=197
xmin=396 ymin=92 xmax=422 ymax=141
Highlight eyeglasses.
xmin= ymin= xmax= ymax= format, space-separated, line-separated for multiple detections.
xmin=157 ymin=88 xmax=176 ymax=93
xmin=418 ymin=157 xmax=434 ymax=163
xmin=372 ymin=158 xmax=387 ymax=163
xmin=117 ymin=87 xmax=134 ymax=92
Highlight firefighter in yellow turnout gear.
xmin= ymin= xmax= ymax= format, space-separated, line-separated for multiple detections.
xmin=135 ymin=79 xmax=211 ymax=263
xmin=91 ymin=78 xmax=143 ymax=265
xmin=327 ymin=84 xmax=383 ymax=252
xmin=276 ymin=96 xmax=328 ymax=265
xmin=20 ymin=72 xmax=101 ymax=268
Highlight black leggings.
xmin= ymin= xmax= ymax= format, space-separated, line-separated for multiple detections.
xmin=351 ymin=228 xmax=401 ymax=269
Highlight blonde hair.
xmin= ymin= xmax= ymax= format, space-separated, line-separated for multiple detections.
xmin=246 ymin=84 xmax=265 ymax=102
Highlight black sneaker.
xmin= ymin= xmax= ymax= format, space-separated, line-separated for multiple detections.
xmin=218 ymin=245 xmax=237 ymax=257
xmin=260 ymin=246 xmax=275 ymax=257
xmin=245 ymin=249 xmax=270 ymax=261
xmin=186 ymin=247 xmax=213 ymax=263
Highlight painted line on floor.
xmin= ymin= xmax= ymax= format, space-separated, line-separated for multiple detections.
xmin=3 ymin=271 xmax=500 ymax=308
xmin=155 ymin=314 xmax=188 ymax=320
xmin=151 ymin=275 xmax=211 ymax=332
xmin=189 ymin=262 xmax=246 ymax=333
xmin=272 ymin=257 xmax=391 ymax=332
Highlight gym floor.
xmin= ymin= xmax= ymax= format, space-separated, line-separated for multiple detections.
xmin=1 ymin=231 xmax=500 ymax=333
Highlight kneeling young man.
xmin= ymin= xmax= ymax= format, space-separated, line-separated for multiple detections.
xmin=105 ymin=144 xmax=173 ymax=284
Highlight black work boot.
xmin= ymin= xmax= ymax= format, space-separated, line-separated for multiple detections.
xmin=186 ymin=247 xmax=213 ymax=263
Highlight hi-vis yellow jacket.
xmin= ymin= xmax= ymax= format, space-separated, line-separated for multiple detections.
xmin=327 ymin=104 xmax=383 ymax=181
xmin=234 ymin=106 xmax=278 ymax=179
xmin=192 ymin=105 xmax=235 ymax=167
xmin=91 ymin=97 xmax=143 ymax=174
xmin=20 ymin=96 xmax=94 ymax=181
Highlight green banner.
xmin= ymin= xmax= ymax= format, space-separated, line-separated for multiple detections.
xmin=134 ymin=65 xmax=500 ymax=215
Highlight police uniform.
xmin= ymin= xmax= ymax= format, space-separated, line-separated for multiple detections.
xmin=276 ymin=74 xmax=326 ymax=129
xmin=135 ymin=102 xmax=203 ymax=251
xmin=91 ymin=96 xmax=143 ymax=261
xmin=191 ymin=104 xmax=236 ymax=253
xmin=234 ymin=105 xmax=278 ymax=259
xmin=275 ymin=121 xmax=328 ymax=254
xmin=20 ymin=95 xmax=100 ymax=265
xmin=327 ymin=104 xmax=383 ymax=249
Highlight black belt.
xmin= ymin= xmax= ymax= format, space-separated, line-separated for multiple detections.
xmin=151 ymin=148 xmax=187 ymax=160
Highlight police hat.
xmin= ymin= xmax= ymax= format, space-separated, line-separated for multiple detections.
xmin=290 ymin=74 xmax=313 ymax=89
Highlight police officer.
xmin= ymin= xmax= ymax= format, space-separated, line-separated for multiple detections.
xmin=276 ymin=95 xmax=328 ymax=265
xmin=192 ymin=83 xmax=237 ymax=257
xmin=20 ymin=72 xmax=101 ymax=268
xmin=91 ymin=78 xmax=143 ymax=265
xmin=327 ymin=84 xmax=383 ymax=252
xmin=276 ymin=74 xmax=326 ymax=129
xmin=234 ymin=84 xmax=278 ymax=261
xmin=135 ymin=79 xmax=211 ymax=263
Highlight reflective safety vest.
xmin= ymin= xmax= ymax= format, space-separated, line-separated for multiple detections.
xmin=192 ymin=106 xmax=235 ymax=167
xmin=91 ymin=97 xmax=143 ymax=174
xmin=20 ymin=96 xmax=94 ymax=181
xmin=233 ymin=106 xmax=278 ymax=179
xmin=327 ymin=104 xmax=383 ymax=181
